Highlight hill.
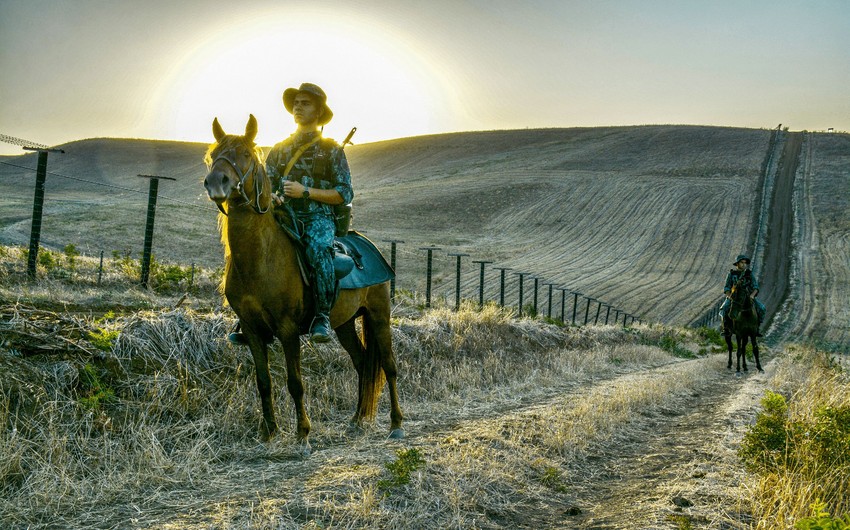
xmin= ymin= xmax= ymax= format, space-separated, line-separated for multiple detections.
xmin=1 ymin=125 xmax=848 ymax=337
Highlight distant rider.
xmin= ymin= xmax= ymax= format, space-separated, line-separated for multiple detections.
xmin=718 ymin=254 xmax=766 ymax=335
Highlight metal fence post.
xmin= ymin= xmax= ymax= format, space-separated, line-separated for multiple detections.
xmin=604 ymin=304 xmax=612 ymax=325
xmin=558 ymin=287 xmax=567 ymax=323
xmin=24 ymin=147 xmax=64 ymax=280
xmin=472 ymin=260 xmax=492 ymax=308
xmin=546 ymin=283 xmax=553 ymax=319
xmin=515 ymin=272 xmax=530 ymax=317
xmin=382 ymin=239 xmax=404 ymax=302
xmin=419 ymin=246 xmax=441 ymax=308
xmin=97 ymin=250 xmax=104 ymax=286
xmin=447 ymin=252 xmax=469 ymax=311
xmin=594 ymin=300 xmax=603 ymax=324
xmin=494 ymin=267 xmax=511 ymax=307
xmin=572 ymin=291 xmax=581 ymax=325
xmin=138 ymin=174 xmax=175 ymax=288
xmin=584 ymin=296 xmax=594 ymax=325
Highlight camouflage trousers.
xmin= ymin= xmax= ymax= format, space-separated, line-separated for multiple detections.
xmin=297 ymin=212 xmax=336 ymax=316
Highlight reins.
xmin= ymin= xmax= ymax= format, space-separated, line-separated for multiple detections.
xmin=211 ymin=144 xmax=269 ymax=215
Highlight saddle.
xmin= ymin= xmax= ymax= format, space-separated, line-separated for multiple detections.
xmin=273 ymin=205 xmax=395 ymax=290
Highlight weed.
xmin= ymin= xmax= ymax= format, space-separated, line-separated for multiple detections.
xmin=696 ymin=326 xmax=725 ymax=347
xmin=539 ymin=466 xmax=569 ymax=493
xmin=738 ymin=391 xmax=789 ymax=473
xmin=795 ymin=500 xmax=850 ymax=529
xmin=377 ymin=448 xmax=425 ymax=494
xmin=77 ymin=363 xmax=115 ymax=411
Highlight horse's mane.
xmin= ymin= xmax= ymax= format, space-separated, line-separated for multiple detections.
xmin=204 ymin=135 xmax=267 ymax=299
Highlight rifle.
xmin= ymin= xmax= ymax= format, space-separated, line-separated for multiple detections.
xmin=341 ymin=127 xmax=357 ymax=149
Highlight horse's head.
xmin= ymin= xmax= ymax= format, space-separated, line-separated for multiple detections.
xmin=203 ymin=114 xmax=269 ymax=214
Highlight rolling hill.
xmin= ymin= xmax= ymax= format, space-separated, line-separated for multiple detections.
xmin=1 ymin=125 xmax=847 ymax=343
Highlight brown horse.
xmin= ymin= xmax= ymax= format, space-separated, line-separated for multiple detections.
xmin=728 ymin=282 xmax=763 ymax=375
xmin=202 ymin=115 xmax=403 ymax=451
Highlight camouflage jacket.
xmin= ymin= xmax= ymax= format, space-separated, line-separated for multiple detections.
xmin=724 ymin=268 xmax=759 ymax=295
xmin=266 ymin=131 xmax=354 ymax=216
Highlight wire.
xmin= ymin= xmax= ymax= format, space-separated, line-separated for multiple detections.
xmin=0 ymin=159 xmax=217 ymax=213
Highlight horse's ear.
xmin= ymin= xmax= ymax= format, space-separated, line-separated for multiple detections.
xmin=212 ymin=118 xmax=226 ymax=142
xmin=245 ymin=114 xmax=258 ymax=143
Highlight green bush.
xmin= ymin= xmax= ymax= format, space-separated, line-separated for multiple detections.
xmin=796 ymin=500 xmax=850 ymax=529
xmin=77 ymin=363 xmax=115 ymax=411
xmin=378 ymin=448 xmax=425 ymax=494
xmin=739 ymin=391 xmax=790 ymax=473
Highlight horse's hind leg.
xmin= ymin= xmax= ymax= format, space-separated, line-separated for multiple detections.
xmin=752 ymin=336 xmax=763 ymax=372
xmin=371 ymin=313 xmax=404 ymax=438
xmin=335 ymin=316 xmax=368 ymax=427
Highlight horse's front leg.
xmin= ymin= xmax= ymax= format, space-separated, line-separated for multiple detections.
xmin=725 ymin=331 xmax=734 ymax=370
xmin=280 ymin=331 xmax=312 ymax=453
xmin=246 ymin=336 xmax=277 ymax=441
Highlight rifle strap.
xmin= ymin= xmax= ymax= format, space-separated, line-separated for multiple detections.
xmin=283 ymin=136 xmax=322 ymax=179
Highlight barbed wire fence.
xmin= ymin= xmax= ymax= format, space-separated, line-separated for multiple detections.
xmin=0 ymin=144 xmax=645 ymax=327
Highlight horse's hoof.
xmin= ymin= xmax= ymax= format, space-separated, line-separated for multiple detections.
xmin=735 ymin=371 xmax=742 ymax=378
xmin=758 ymin=367 xmax=765 ymax=373
xmin=727 ymin=364 xmax=732 ymax=370
xmin=297 ymin=439 xmax=312 ymax=457
xmin=388 ymin=428 xmax=405 ymax=440
xmin=743 ymin=367 xmax=749 ymax=372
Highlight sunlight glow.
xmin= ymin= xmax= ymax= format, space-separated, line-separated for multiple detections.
xmin=151 ymin=9 xmax=455 ymax=147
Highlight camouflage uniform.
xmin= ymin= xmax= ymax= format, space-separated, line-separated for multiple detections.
xmin=266 ymin=131 xmax=354 ymax=329
xmin=719 ymin=267 xmax=766 ymax=322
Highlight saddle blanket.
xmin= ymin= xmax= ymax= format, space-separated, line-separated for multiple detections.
xmin=336 ymin=231 xmax=395 ymax=290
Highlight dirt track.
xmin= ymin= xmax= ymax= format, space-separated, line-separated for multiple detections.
xmin=517 ymin=131 xmax=802 ymax=527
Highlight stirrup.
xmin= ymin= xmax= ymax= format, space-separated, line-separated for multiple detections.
xmin=309 ymin=316 xmax=332 ymax=343
xmin=228 ymin=332 xmax=248 ymax=345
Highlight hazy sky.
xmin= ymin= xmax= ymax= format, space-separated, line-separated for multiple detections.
xmin=1 ymin=0 xmax=848 ymax=155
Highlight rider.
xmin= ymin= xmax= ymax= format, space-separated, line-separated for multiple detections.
xmin=718 ymin=254 xmax=766 ymax=336
xmin=265 ymin=82 xmax=354 ymax=342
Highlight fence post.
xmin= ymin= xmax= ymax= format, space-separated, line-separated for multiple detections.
xmin=622 ymin=312 xmax=628 ymax=326
xmin=24 ymin=147 xmax=64 ymax=280
xmin=515 ymin=272 xmax=530 ymax=317
xmin=494 ymin=267 xmax=511 ymax=307
xmin=382 ymin=239 xmax=404 ymax=302
xmin=447 ymin=252 xmax=469 ymax=311
xmin=472 ymin=260 xmax=492 ymax=308
xmin=531 ymin=276 xmax=540 ymax=316
xmin=558 ymin=287 xmax=567 ymax=323
xmin=546 ymin=283 xmax=553 ymax=319
xmin=594 ymin=300 xmax=603 ymax=324
xmin=584 ymin=296 xmax=594 ymax=325
xmin=604 ymin=304 xmax=612 ymax=325
xmin=138 ymin=174 xmax=175 ymax=288
xmin=97 ymin=250 xmax=104 ymax=286
xmin=190 ymin=262 xmax=195 ymax=292
xmin=572 ymin=291 xmax=581 ymax=325
xmin=419 ymin=246 xmax=441 ymax=308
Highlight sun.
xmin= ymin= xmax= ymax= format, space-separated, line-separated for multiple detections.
xmin=150 ymin=9 xmax=455 ymax=147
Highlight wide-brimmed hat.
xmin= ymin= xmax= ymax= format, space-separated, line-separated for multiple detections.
xmin=734 ymin=254 xmax=751 ymax=265
xmin=282 ymin=83 xmax=333 ymax=125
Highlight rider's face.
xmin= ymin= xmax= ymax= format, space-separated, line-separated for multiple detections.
xmin=292 ymin=93 xmax=322 ymax=128
xmin=736 ymin=260 xmax=748 ymax=271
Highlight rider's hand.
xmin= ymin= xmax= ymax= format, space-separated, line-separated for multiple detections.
xmin=282 ymin=181 xmax=305 ymax=198
xmin=272 ymin=193 xmax=283 ymax=206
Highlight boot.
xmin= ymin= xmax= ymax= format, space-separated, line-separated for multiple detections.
xmin=310 ymin=314 xmax=332 ymax=343
xmin=228 ymin=322 xmax=248 ymax=345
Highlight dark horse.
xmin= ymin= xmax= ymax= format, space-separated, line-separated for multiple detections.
xmin=202 ymin=115 xmax=403 ymax=450
xmin=726 ymin=281 xmax=763 ymax=375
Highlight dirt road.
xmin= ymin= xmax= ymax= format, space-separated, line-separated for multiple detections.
xmin=524 ymin=132 xmax=803 ymax=527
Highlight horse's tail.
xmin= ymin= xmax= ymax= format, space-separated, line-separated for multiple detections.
xmin=357 ymin=312 xmax=386 ymax=422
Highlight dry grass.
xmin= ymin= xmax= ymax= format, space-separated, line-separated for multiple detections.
xmin=0 ymin=276 xmax=718 ymax=528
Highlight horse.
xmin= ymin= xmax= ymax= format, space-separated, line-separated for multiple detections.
xmin=202 ymin=115 xmax=403 ymax=451
xmin=727 ymin=282 xmax=763 ymax=375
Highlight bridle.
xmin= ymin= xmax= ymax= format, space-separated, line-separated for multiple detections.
xmin=211 ymin=144 xmax=269 ymax=215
